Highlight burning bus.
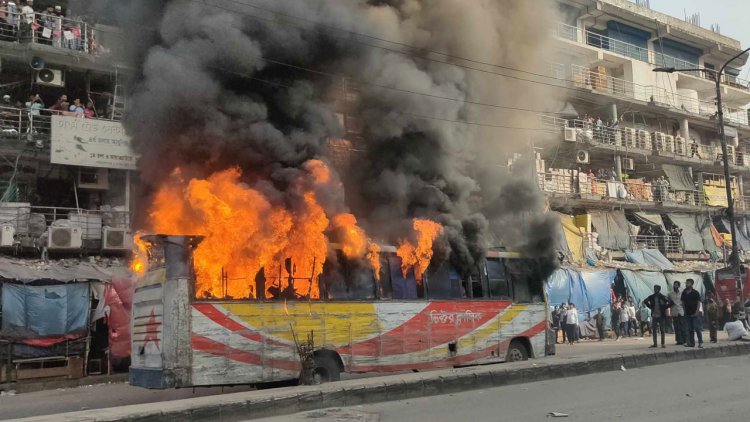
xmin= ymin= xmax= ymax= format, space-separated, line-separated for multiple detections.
xmin=129 ymin=234 xmax=549 ymax=388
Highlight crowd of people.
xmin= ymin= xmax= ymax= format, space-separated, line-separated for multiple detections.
xmin=0 ymin=1 xmax=92 ymax=51
xmin=1 ymin=93 xmax=97 ymax=118
xmin=551 ymin=279 xmax=749 ymax=347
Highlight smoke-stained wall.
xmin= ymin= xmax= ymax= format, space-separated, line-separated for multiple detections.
xmin=77 ymin=0 xmax=562 ymax=280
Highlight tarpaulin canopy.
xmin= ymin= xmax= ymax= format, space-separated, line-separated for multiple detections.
xmin=0 ymin=257 xmax=124 ymax=282
xmin=620 ymin=269 xmax=669 ymax=306
xmin=668 ymin=214 xmax=712 ymax=252
xmin=558 ymin=214 xmax=584 ymax=264
xmin=632 ymin=212 xmax=665 ymax=232
xmin=1 ymin=283 xmax=90 ymax=339
xmin=590 ymin=210 xmax=631 ymax=250
xmin=664 ymin=272 xmax=705 ymax=299
xmin=698 ymin=216 xmax=719 ymax=253
xmin=662 ymin=164 xmax=695 ymax=191
xmin=721 ymin=218 xmax=750 ymax=251
xmin=546 ymin=268 xmax=615 ymax=315
xmin=625 ymin=249 xmax=675 ymax=270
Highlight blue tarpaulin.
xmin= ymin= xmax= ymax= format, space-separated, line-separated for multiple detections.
xmin=625 ymin=249 xmax=675 ymax=270
xmin=1 ymin=283 xmax=90 ymax=339
xmin=620 ymin=270 xmax=669 ymax=306
xmin=546 ymin=268 xmax=616 ymax=327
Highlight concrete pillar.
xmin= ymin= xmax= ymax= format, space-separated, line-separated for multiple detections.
xmin=614 ymin=155 xmax=623 ymax=182
xmin=609 ymin=103 xmax=618 ymax=123
xmin=680 ymin=118 xmax=689 ymax=140
xmin=738 ymin=175 xmax=744 ymax=210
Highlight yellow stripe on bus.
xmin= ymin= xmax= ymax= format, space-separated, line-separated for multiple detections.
xmin=456 ymin=304 xmax=527 ymax=350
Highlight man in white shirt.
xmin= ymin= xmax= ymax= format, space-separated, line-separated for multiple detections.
xmin=19 ymin=0 xmax=33 ymax=42
xmin=565 ymin=303 xmax=579 ymax=345
xmin=668 ymin=281 xmax=686 ymax=345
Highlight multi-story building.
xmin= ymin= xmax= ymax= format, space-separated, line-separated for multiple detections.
xmin=0 ymin=7 xmax=133 ymax=255
xmin=0 ymin=6 xmax=135 ymax=381
xmin=539 ymin=0 xmax=750 ymax=265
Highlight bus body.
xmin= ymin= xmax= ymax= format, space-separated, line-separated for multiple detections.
xmin=129 ymin=236 xmax=550 ymax=389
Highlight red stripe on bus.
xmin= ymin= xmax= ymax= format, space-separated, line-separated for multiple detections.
xmin=344 ymin=301 xmax=511 ymax=357
xmin=192 ymin=303 xmax=288 ymax=347
xmin=348 ymin=320 xmax=547 ymax=372
xmin=191 ymin=334 xmax=300 ymax=372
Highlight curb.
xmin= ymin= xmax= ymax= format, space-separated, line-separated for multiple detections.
xmin=14 ymin=342 xmax=750 ymax=422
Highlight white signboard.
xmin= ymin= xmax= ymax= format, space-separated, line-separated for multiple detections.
xmin=51 ymin=116 xmax=138 ymax=170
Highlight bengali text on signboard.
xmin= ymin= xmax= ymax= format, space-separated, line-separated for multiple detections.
xmin=50 ymin=116 xmax=138 ymax=170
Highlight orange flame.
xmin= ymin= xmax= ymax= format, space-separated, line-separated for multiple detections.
xmin=130 ymin=232 xmax=150 ymax=275
xmin=332 ymin=213 xmax=367 ymax=259
xmin=367 ymin=243 xmax=382 ymax=280
xmin=397 ymin=219 xmax=443 ymax=281
xmin=143 ymin=161 xmax=379 ymax=299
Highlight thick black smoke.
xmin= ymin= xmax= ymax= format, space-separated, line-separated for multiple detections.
xmin=87 ymin=0 xmax=560 ymax=280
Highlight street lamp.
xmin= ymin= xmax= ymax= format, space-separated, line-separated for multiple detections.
xmin=654 ymin=45 xmax=750 ymax=306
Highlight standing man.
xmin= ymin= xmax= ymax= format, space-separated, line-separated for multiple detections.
xmin=705 ymin=291 xmax=720 ymax=343
xmin=560 ymin=303 xmax=568 ymax=344
xmin=619 ymin=299 xmax=631 ymax=338
xmin=668 ymin=280 xmax=685 ymax=345
xmin=611 ymin=301 xmax=621 ymax=340
xmin=681 ymin=279 xmax=703 ymax=348
xmin=644 ymin=285 xmax=674 ymax=348
xmin=552 ymin=305 xmax=562 ymax=344
xmin=594 ymin=308 xmax=605 ymax=341
xmin=565 ymin=303 xmax=579 ymax=345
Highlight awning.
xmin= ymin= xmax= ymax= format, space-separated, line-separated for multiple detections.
xmin=631 ymin=212 xmax=665 ymax=232
xmin=668 ymin=214 xmax=716 ymax=252
xmin=620 ymin=269 xmax=669 ymax=306
xmin=590 ymin=210 xmax=631 ymax=250
xmin=704 ymin=185 xmax=728 ymax=207
xmin=558 ymin=213 xmax=583 ymax=264
xmin=662 ymin=164 xmax=694 ymax=191
xmin=721 ymin=218 xmax=750 ymax=251
xmin=624 ymin=249 xmax=675 ymax=270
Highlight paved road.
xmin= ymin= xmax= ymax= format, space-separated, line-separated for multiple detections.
xmin=0 ymin=334 xmax=729 ymax=420
xmin=258 ymin=355 xmax=750 ymax=422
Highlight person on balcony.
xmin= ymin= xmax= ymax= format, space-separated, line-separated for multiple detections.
xmin=68 ymin=98 xmax=84 ymax=116
xmin=18 ymin=0 xmax=33 ymax=42
xmin=25 ymin=94 xmax=43 ymax=116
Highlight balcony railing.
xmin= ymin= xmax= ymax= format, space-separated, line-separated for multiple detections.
xmin=0 ymin=105 xmax=116 ymax=148
xmin=569 ymin=64 xmax=748 ymax=126
xmin=538 ymin=171 xmax=708 ymax=208
xmin=555 ymin=22 xmax=750 ymax=92
xmin=630 ymin=235 xmax=682 ymax=254
xmin=0 ymin=12 xmax=102 ymax=55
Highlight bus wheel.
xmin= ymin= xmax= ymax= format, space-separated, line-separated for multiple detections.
xmin=312 ymin=354 xmax=341 ymax=384
xmin=506 ymin=341 xmax=529 ymax=362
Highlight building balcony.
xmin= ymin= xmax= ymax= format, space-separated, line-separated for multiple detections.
xmin=0 ymin=12 xmax=101 ymax=56
xmin=630 ymin=234 xmax=683 ymax=254
xmin=554 ymin=23 xmax=750 ymax=94
xmin=0 ymin=105 xmax=121 ymax=153
xmin=558 ymin=63 xmax=749 ymax=127
xmin=537 ymin=171 xmax=711 ymax=212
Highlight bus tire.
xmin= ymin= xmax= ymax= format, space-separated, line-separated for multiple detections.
xmin=506 ymin=340 xmax=529 ymax=362
xmin=312 ymin=354 xmax=341 ymax=383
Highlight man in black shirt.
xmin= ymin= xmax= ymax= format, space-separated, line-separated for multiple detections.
xmin=644 ymin=285 xmax=674 ymax=348
xmin=681 ymin=279 xmax=703 ymax=348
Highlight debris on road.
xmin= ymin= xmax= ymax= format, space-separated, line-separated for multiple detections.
xmin=547 ymin=412 xmax=569 ymax=417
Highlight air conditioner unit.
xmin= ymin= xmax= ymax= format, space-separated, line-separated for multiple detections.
xmin=102 ymin=228 xmax=133 ymax=251
xmin=78 ymin=168 xmax=109 ymax=190
xmin=637 ymin=130 xmax=651 ymax=150
xmin=613 ymin=129 xmax=623 ymax=147
xmin=576 ymin=150 xmax=590 ymax=164
xmin=674 ymin=136 xmax=686 ymax=156
xmin=622 ymin=158 xmax=635 ymax=171
xmin=563 ymin=127 xmax=577 ymax=142
xmin=0 ymin=224 xmax=14 ymax=247
xmin=653 ymin=132 xmax=666 ymax=151
xmin=622 ymin=127 xmax=636 ymax=148
xmin=36 ymin=68 xmax=65 ymax=87
xmin=48 ymin=227 xmax=83 ymax=250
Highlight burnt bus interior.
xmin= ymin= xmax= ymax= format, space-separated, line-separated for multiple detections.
xmin=143 ymin=238 xmax=545 ymax=303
